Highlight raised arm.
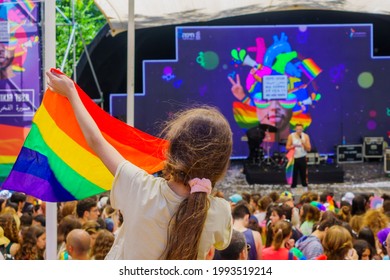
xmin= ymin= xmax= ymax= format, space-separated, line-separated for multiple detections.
xmin=46 ymin=70 xmax=124 ymax=175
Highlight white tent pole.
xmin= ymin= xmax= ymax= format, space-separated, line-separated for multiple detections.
xmin=43 ymin=0 xmax=57 ymax=260
xmin=126 ymin=0 xmax=135 ymax=126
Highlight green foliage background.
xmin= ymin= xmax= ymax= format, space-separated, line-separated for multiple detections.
xmin=56 ymin=0 xmax=106 ymax=76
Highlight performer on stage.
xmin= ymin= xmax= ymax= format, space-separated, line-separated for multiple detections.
xmin=286 ymin=124 xmax=311 ymax=192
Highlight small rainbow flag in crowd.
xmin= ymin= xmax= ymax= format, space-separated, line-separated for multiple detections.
xmin=298 ymin=58 xmax=322 ymax=80
xmin=232 ymin=101 xmax=259 ymax=129
xmin=1 ymin=71 xmax=168 ymax=202
xmin=285 ymin=148 xmax=295 ymax=185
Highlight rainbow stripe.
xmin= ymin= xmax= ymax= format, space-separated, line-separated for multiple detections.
xmin=17 ymin=0 xmax=36 ymax=12
xmin=232 ymin=101 xmax=259 ymax=129
xmin=290 ymin=112 xmax=312 ymax=129
xmin=1 ymin=81 xmax=168 ymax=202
xmin=285 ymin=148 xmax=295 ymax=185
xmin=0 ymin=124 xmax=30 ymax=181
xmin=299 ymin=58 xmax=322 ymax=80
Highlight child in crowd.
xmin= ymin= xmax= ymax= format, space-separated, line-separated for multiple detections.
xmin=46 ymin=70 xmax=234 ymax=260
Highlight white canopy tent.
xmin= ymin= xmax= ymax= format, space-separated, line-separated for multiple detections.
xmin=95 ymin=0 xmax=390 ymax=35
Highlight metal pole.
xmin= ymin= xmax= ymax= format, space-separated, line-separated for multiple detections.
xmin=43 ymin=0 xmax=57 ymax=261
xmin=60 ymin=25 xmax=76 ymax=72
xmin=127 ymin=0 xmax=135 ymax=126
xmin=72 ymin=0 xmax=77 ymax=82
xmin=77 ymin=29 xmax=104 ymax=106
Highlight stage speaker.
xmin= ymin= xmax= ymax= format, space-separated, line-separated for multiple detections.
xmin=363 ymin=137 xmax=384 ymax=159
xmin=307 ymin=152 xmax=320 ymax=165
xmin=385 ymin=149 xmax=390 ymax=174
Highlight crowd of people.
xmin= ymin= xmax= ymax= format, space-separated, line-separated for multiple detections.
xmin=1 ymin=189 xmax=389 ymax=260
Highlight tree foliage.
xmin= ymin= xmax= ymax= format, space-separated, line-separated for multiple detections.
xmin=56 ymin=0 xmax=106 ymax=76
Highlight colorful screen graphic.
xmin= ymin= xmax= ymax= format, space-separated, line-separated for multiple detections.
xmin=0 ymin=1 xmax=42 ymax=178
xmin=135 ymin=24 xmax=390 ymax=157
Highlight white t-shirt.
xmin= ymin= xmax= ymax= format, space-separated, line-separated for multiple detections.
xmin=105 ymin=161 xmax=232 ymax=260
xmin=291 ymin=132 xmax=307 ymax=158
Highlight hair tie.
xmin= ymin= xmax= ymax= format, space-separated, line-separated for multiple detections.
xmin=189 ymin=178 xmax=212 ymax=195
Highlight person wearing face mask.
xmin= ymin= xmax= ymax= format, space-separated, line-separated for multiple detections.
xmin=286 ymin=123 xmax=311 ymax=193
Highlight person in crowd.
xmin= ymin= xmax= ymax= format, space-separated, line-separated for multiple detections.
xmin=60 ymin=201 xmax=78 ymax=219
xmin=362 ymin=209 xmax=389 ymax=237
xmin=268 ymin=191 xmax=280 ymax=203
xmin=217 ymin=230 xmax=248 ymax=260
xmin=15 ymin=225 xmax=46 ymax=260
xmin=256 ymin=196 xmax=272 ymax=226
xmin=296 ymin=215 xmax=341 ymax=260
xmin=57 ymin=215 xmax=82 ymax=260
xmin=262 ymin=220 xmax=296 ymax=260
xmin=353 ymin=239 xmax=372 ymax=260
xmin=322 ymin=225 xmax=354 ymax=260
xmin=266 ymin=203 xmax=302 ymax=248
xmin=337 ymin=205 xmax=352 ymax=223
xmin=20 ymin=213 xmax=33 ymax=229
xmin=66 ymin=229 xmax=91 ymax=260
xmin=383 ymin=200 xmax=390 ymax=220
xmin=89 ymin=229 xmax=115 ymax=260
xmin=33 ymin=214 xmax=46 ymax=228
xmin=9 ymin=192 xmax=27 ymax=218
xmin=232 ymin=203 xmax=262 ymax=260
xmin=299 ymin=203 xmax=321 ymax=236
xmin=358 ymin=227 xmax=378 ymax=257
xmin=47 ymin=69 xmax=234 ymax=260
xmin=0 ymin=198 xmax=7 ymax=214
xmin=76 ymin=198 xmax=100 ymax=225
xmin=377 ymin=227 xmax=390 ymax=260
xmin=0 ymin=213 xmax=20 ymax=258
xmin=0 ymin=226 xmax=11 ymax=260
xmin=350 ymin=195 xmax=367 ymax=233
xmin=82 ymin=220 xmax=101 ymax=248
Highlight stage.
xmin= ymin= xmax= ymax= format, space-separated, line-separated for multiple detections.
xmin=244 ymin=163 xmax=344 ymax=185
xmin=215 ymin=160 xmax=390 ymax=201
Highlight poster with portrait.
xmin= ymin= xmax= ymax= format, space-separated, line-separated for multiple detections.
xmin=0 ymin=0 xmax=42 ymax=180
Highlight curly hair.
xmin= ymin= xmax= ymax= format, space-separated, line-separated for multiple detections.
xmin=90 ymin=229 xmax=114 ymax=260
xmin=0 ymin=213 xmax=20 ymax=244
xmin=362 ymin=209 xmax=389 ymax=236
xmin=15 ymin=225 xmax=45 ymax=260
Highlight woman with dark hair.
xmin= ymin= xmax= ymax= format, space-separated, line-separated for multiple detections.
xmin=358 ymin=227 xmax=378 ymax=256
xmin=350 ymin=195 xmax=367 ymax=233
xmin=265 ymin=203 xmax=302 ymax=248
xmin=353 ymin=239 xmax=372 ymax=260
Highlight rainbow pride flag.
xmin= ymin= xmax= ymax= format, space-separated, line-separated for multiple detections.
xmin=285 ymin=148 xmax=295 ymax=185
xmin=232 ymin=101 xmax=259 ymax=129
xmin=298 ymin=58 xmax=322 ymax=80
xmin=1 ymin=77 xmax=168 ymax=202
xmin=0 ymin=124 xmax=30 ymax=180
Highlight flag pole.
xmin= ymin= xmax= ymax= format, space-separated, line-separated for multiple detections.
xmin=126 ymin=0 xmax=135 ymax=126
xmin=43 ymin=0 xmax=57 ymax=260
